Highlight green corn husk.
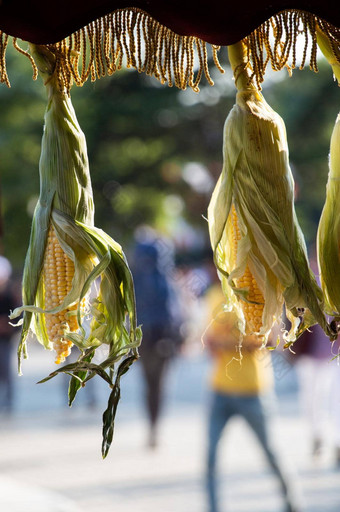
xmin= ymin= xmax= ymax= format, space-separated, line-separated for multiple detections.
xmin=208 ymin=41 xmax=335 ymax=345
xmin=315 ymin=26 xmax=340 ymax=84
xmin=317 ymin=112 xmax=340 ymax=316
xmin=316 ymin=27 xmax=340 ymax=320
xmin=10 ymin=45 xmax=141 ymax=457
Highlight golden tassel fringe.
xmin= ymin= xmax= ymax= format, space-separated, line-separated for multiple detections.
xmin=1 ymin=8 xmax=340 ymax=91
xmin=0 ymin=8 xmax=224 ymax=92
xmin=245 ymin=9 xmax=340 ymax=86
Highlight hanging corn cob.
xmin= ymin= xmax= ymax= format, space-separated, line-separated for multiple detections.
xmin=9 ymin=44 xmax=141 ymax=457
xmin=208 ymin=40 xmax=335 ymax=346
xmin=316 ymin=30 xmax=340 ymax=321
xmin=317 ymin=111 xmax=340 ymax=317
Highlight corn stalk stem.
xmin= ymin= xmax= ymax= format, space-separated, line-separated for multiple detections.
xmin=227 ymin=41 xmax=256 ymax=92
xmin=28 ymin=43 xmax=58 ymax=97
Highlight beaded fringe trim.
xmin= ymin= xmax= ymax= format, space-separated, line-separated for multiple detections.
xmin=0 ymin=8 xmax=224 ymax=92
xmin=246 ymin=9 xmax=340 ymax=86
xmin=1 ymin=8 xmax=340 ymax=91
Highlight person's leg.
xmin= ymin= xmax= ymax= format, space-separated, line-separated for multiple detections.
xmin=148 ymin=357 xmax=167 ymax=445
xmin=297 ymin=356 xmax=333 ymax=456
xmin=139 ymin=350 xmax=168 ymax=447
xmin=206 ymin=392 xmax=233 ymax=512
xmin=329 ymin=360 xmax=340 ymax=465
xmin=240 ymin=394 xmax=303 ymax=512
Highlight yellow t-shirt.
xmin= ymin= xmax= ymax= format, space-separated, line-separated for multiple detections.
xmin=204 ymin=284 xmax=274 ymax=395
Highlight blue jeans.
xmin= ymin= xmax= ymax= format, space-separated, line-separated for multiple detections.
xmin=206 ymin=391 xmax=301 ymax=512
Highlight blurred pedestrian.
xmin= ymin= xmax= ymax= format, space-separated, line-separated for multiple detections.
xmin=132 ymin=227 xmax=183 ymax=448
xmin=293 ymin=323 xmax=340 ymax=464
xmin=0 ymin=256 xmax=16 ymax=412
xmin=291 ymin=248 xmax=340 ymax=465
xmin=203 ymin=283 xmax=303 ymax=512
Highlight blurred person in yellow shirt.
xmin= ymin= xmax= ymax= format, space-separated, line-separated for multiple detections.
xmin=203 ymin=283 xmax=303 ymax=512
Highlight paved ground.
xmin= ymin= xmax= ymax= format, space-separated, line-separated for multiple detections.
xmin=0 ymin=342 xmax=340 ymax=512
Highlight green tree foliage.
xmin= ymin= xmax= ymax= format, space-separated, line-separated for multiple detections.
xmin=0 ymin=47 xmax=45 ymax=268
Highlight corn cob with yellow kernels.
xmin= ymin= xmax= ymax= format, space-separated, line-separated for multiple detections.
xmin=230 ymin=204 xmax=264 ymax=335
xmin=236 ymin=266 xmax=264 ymax=335
xmin=208 ymin=40 xmax=335 ymax=345
xmin=43 ymin=226 xmax=80 ymax=363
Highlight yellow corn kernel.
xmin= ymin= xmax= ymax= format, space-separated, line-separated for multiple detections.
xmin=43 ymin=226 xmax=78 ymax=363
xmin=230 ymin=205 xmax=264 ymax=334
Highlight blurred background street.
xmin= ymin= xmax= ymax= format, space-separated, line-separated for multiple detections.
xmin=1 ymin=339 xmax=340 ymax=512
